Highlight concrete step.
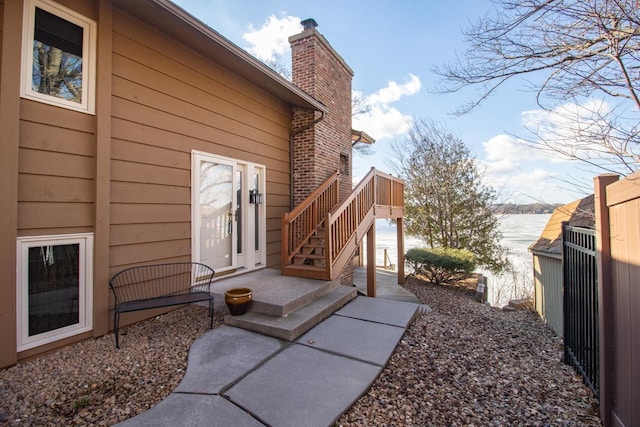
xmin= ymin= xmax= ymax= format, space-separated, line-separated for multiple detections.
xmin=224 ymin=286 xmax=357 ymax=341
xmin=211 ymin=268 xmax=339 ymax=317
xmin=250 ymin=278 xmax=339 ymax=317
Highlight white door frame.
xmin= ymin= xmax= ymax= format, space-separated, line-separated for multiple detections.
xmin=192 ymin=151 xmax=266 ymax=275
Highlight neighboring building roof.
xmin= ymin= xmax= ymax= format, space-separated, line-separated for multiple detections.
xmin=529 ymin=195 xmax=595 ymax=256
xmin=113 ymin=0 xmax=327 ymax=114
xmin=351 ymin=129 xmax=375 ymax=145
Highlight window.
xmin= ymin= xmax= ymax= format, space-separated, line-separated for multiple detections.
xmin=340 ymin=153 xmax=349 ymax=175
xmin=16 ymin=233 xmax=93 ymax=351
xmin=21 ymin=0 xmax=96 ymax=114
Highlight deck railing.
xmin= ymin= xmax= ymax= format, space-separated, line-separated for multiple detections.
xmin=326 ymin=168 xmax=404 ymax=278
xmin=282 ymin=168 xmax=403 ymax=280
xmin=281 ymin=171 xmax=340 ymax=266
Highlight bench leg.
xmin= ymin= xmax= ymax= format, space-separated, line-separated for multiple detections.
xmin=209 ymin=299 xmax=214 ymax=329
xmin=114 ymin=311 xmax=121 ymax=348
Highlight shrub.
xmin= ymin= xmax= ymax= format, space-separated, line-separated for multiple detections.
xmin=405 ymin=247 xmax=477 ymax=285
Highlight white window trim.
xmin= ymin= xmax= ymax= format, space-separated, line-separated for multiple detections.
xmin=20 ymin=0 xmax=97 ymax=114
xmin=16 ymin=233 xmax=94 ymax=352
xmin=252 ymin=165 xmax=267 ymax=267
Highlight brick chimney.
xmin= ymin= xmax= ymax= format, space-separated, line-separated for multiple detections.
xmin=289 ymin=19 xmax=354 ymax=206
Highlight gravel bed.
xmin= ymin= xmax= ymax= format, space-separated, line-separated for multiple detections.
xmin=0 ymin=306 xmax=223 ymax=426
xmin=337 ymin=276 xmax=601 ymax=426
xmin=1 ymin=278 xmax=601 ymax=426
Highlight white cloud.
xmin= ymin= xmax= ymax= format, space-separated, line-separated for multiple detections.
xmin=521 ymin=99 xmax=614 ymax=161
xmin=479 ymin=133 xmax=574 ymax=202
xmin=353 ymin=104 xmax=414 ymax=141
xmin=242 ymin=15 xmax=300 ymax=61
xmin=241 ymin=17 xmax=421 ymax=142
xmin=488 ymin=167 xmax=565 ymax=203
xmin=367 ymin=74 xmax=421 ymax=105
xmin=353 ymin=75 xmax=422 ymax=140
xmin=482 ymin=134 xmax=550 ymax=166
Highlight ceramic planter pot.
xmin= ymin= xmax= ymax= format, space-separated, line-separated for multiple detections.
xmin=224 ymin=288 xmax=252 ymax=315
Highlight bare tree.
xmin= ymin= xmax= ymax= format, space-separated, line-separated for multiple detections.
xmin=352 ymin=93 xmax=374 ymax=156
xmin=435 ymin=0 xmax=640 ymax=175
xmin=33 ymin=43 xmax=82 ymax=102
xmin=262 ymin=55 xmax=292 ymax=81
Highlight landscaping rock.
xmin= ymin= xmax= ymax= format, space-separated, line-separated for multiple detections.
xmin=0 ymin=278 xmax=599 ymax=426
xmin=337 ymin=277 xmax=600 ymax=426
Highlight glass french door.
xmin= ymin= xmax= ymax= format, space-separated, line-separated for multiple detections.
xmin=193 ymin=151 xmax=267 ymax=274
xmin=196 ymin=155 xmax=237 ymax=272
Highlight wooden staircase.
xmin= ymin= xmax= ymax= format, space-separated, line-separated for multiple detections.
xmin=282 ymin=168 xmax=404 ymax=280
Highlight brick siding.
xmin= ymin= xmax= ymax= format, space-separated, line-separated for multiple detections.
xmin=289 ymin=27 xmax=353 ymax=205
xmin=289 ymin=23 xmax=355 ymax=285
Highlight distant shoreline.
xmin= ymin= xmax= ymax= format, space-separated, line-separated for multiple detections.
xmin=492 ymin=203 xmax=559 ymax=215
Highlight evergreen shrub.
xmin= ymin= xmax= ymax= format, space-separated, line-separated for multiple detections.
xmin=405 ymin=247 xmax=477 ymax=285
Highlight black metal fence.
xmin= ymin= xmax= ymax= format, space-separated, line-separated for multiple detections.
xmin=562 ymin=223 xmax=599 ymax=397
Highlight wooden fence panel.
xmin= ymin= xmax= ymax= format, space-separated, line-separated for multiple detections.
xmin=596 ymin=173 xmax=640 ymax=427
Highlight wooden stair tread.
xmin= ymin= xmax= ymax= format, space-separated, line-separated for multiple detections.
xmin=293 ymin=253 xmax=325 ymax=260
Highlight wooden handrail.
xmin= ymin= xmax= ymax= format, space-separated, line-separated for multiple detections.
xmin=281 ymin=171 xmax=340 ymax=266
xmin=281 ymin=167 xmax=404 ymax=280
xmin=326 ymin=168 xmax=404 ymax=279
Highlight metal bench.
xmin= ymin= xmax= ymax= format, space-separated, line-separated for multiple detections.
xmin=108 ymin=262 xmax=215 ymax=348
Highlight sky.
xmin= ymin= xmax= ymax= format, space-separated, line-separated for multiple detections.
xmin=171 ymin=0 xmax=598 ymax=204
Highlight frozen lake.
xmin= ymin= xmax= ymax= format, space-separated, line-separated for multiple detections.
xmin=371 ymin=214 xmax=551 ymax=306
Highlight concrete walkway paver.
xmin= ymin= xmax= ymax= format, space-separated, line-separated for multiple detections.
xmin=118 ymin=296 xmax=419 ymax=427
xmin=174 ymin=326 xmax=286 ymax=395
xmin=335 ymin=294 xmax=418 ymax=328
xmin=226 ymin=344 xmax=382 ymax=426
xmin=118 ymin=394 xmax=263 ymax=427
xmin=297 ymin=315 xmax=406 ymax=366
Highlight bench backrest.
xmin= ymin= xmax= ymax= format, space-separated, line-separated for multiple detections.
xmin=109 ymin=262 xmax=215 ymax=304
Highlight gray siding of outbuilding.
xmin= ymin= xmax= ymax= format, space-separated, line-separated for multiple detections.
xmin=533 ymin=253 xmax=563 ymax=337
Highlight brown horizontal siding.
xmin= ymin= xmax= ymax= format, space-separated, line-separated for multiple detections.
xmin=110 ymin=239 xmax=192 ymax=267
xmin=21 ymin=99 xmax=96 ymax=133
xmin=110 ymin=8 xmax=293 ymax=269
xmin=55 ymin=0 xmax=97 ymax=20
xmin=19 ymin=148 xmax=94 ymax=178
xmin=19 ymin=175 xmax=94 ymax=202
xmin=268 ymin=182 xmax=291 ymax=197
xmin=266 ymin=230 xmax=281 ymax=246
xmin=111 ymin=138 xmax=187 ymax=169
xmin=18 ymin=101 xmax=95 ymax=234
xmin=111 ymin=96 xmax=290 ymax=168
xmin=20 ymin=120 xmax=95 ymax=156
xmin=112 ymin=11 xmax=291 ymax=125
xmin=111 ymin=159 xmax=189 ymax=187
xmin=266 ymin=218 xmax=282 ymax=233
xmin=266 ymin=169 xmax=290 ymax=186
xmin=266 ymin=194 xmax=290 ymax=209
xmin=18 ymin=202 xmax=94 ymax=230
xmin=266 ymin=241 xmax=281 ymax=267
xmin=111 ymin=223 xmax=190 ymax=246
xmin=110 ymin=204 xmax=190 ymax=225
xmin=266 ymin=205 xmax=289 ymax=220
xmin=111 ymin=59 xmax=290 ymax=145
xmin=111 ymin=182 xmax=189 ymax=204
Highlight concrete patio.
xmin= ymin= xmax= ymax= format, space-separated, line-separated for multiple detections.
xmin=117 ymin=296 xmax=420 ymax=427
